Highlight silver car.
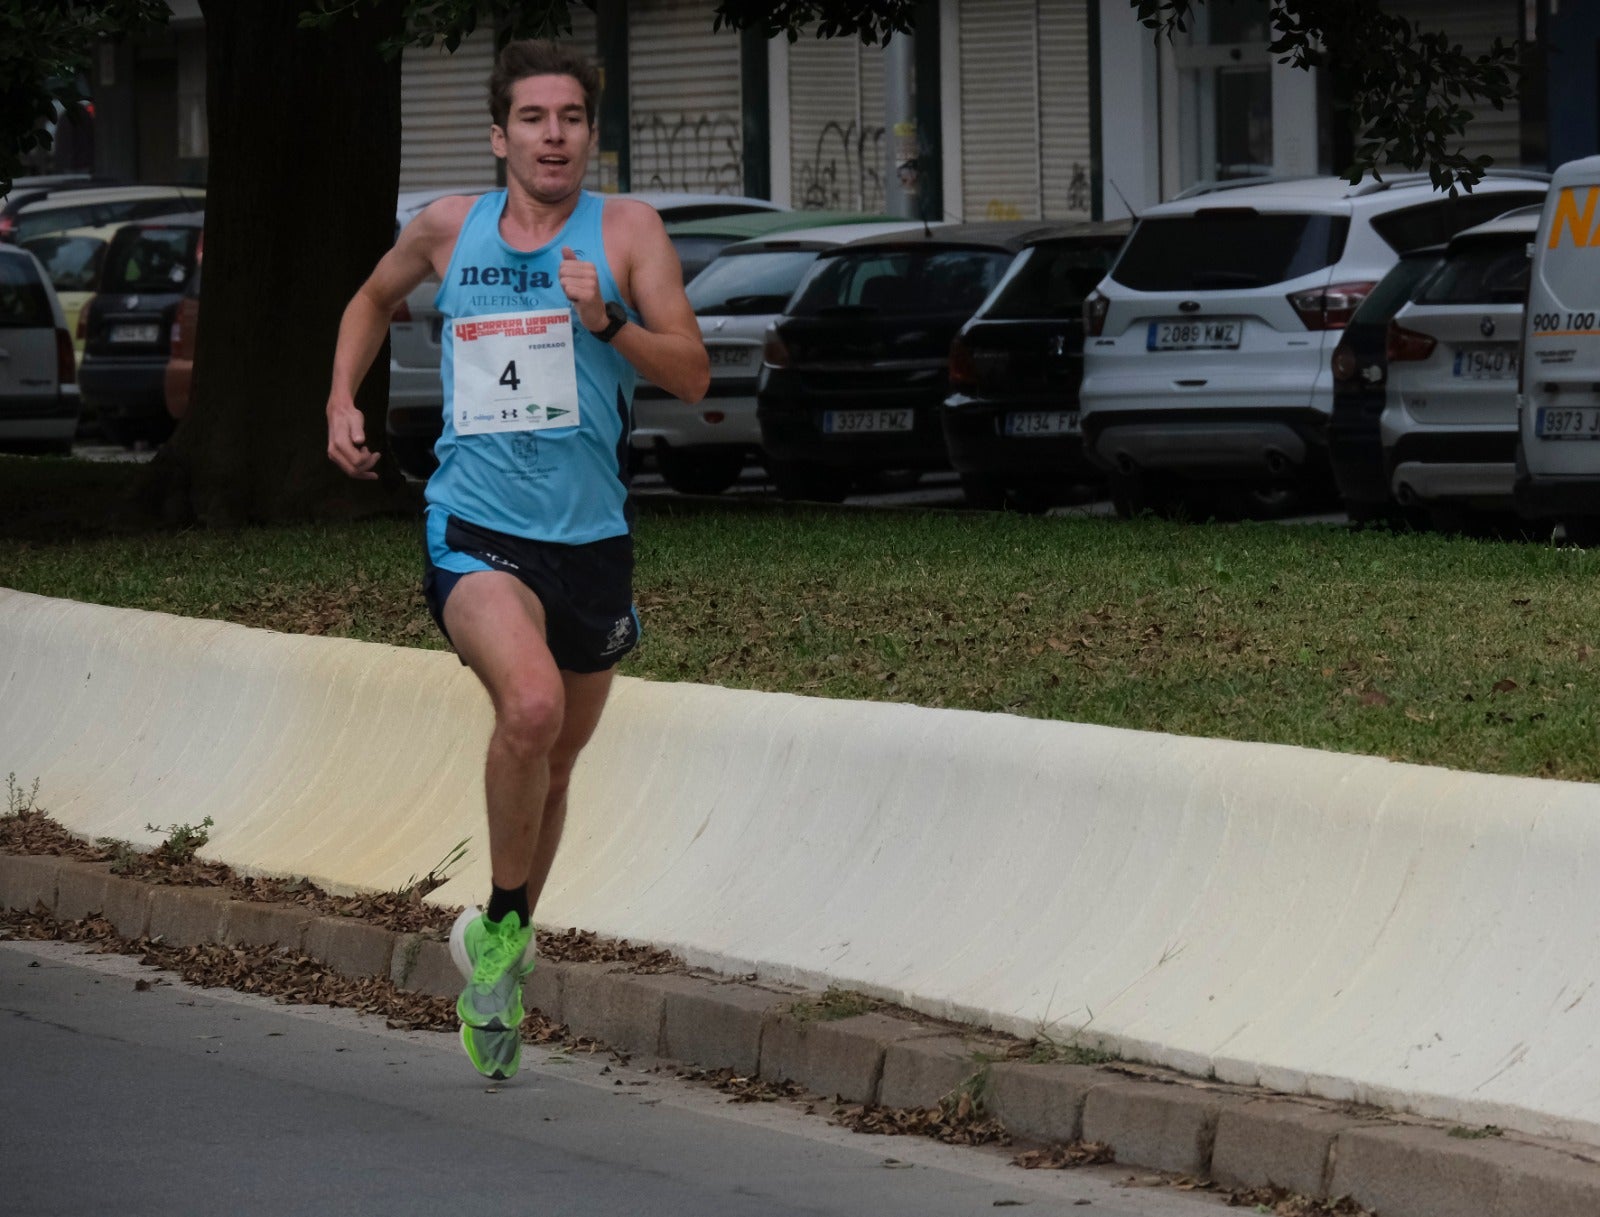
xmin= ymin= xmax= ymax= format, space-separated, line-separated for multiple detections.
xmin=1380 ymin=206 xmax=1540 ymax=528
xmin=385 ymin=190 xmax=785 ymax=480
xmin=633 ymin=219 xmax=930 ymax=495
xmin=0 ymin=244 xmax=75 ymax=452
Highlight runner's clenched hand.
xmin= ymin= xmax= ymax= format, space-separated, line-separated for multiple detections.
xmin=559 ymin=246 xmax=607 ymax=332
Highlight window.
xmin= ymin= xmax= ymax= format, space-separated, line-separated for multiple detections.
xmin=0 ymin=257 xmax=52 ymax=327
xmin=103 ymin=226 xmax=200 ymax=293
xmin=1110 ymin=212 xmax=1349 ymax=291
xmin=789 ymin=248 xmax=1013 ymax=317
xmin=1368 ymin=194 xmax=1546 ymax=254
xmin=21 ymin=235 xmax=107 ymax=293
xmin=984 ymin=239 xmax=1122 ymax=320
xmin=1416 ymin=236 xmax=1531 ymax=306
xmin=1350 ymin=252 xmax=1445 ymax=324
xmin=686 ymin=249 xmax=821 ymax=315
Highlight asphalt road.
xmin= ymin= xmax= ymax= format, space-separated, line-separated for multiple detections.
xmin=2 ymin=940 xmax=1232 ymax=1217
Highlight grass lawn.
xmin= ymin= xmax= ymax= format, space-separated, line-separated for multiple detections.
xmin=4 ymin=454 xmax=1599 ymax=782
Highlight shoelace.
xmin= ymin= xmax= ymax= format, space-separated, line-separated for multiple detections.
xmin=473 ymin=922 xmax=531 ymax=984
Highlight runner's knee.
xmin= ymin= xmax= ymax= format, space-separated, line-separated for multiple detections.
xmin=493 ymin=680 xmax=565 ymax=760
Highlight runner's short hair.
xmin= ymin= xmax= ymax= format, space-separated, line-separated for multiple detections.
xmin=489 ymin=39 xmax=601 ymax=129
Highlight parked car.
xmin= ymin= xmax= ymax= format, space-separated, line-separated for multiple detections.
xmin=1379 ymin=206 xmax=1541 ymax=530
xmin=1078 ymin=172 xmax=1549 ymax=519
xmin=941 ymin=221 xmax=1130 ymax=510
xmin=634 ymin=215 xmax=919 ymax=495
xmin=10 ymin=184 xmax=203 ymax=244
xmin=0 ymin=244 xmax=76 ymax=452
xmin=78 ymin=213 xmax=204 ymax=446
xmin=20 ymin=221 xmax=122 ymax=368
xmin=757 ymin=222 xmax=1069 ymax=501
xmin=386 ymin=191 xmax=786 ymax=480
xmin=1515 ymin=156 xmax=1600 ymax=543
xmin=662 ymin=207 xmax=857 ymax=284
xmin=0 ymin=175 xmax=124 ymax=243
xmin=1322 ymin=244 xmax=1448 ymax=525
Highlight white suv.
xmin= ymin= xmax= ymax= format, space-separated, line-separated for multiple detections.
xmin=1079 ymin=173 xmax=1548 ymax=518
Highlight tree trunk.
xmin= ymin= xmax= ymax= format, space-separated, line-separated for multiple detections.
xmin=149 ymin=0 xmax=413 ymax=525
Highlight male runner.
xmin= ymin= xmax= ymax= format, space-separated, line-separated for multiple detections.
xmin=326 ymin=39 xmax=709 ymax=1079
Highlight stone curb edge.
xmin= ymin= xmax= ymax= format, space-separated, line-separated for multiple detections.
xmin=6 ymin=852 xmax=1600 ymax=1217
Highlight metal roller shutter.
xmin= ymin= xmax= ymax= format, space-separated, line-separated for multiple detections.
xmin=628 ymin=0 xmax=744 ymax=194
xmin=1039 ymin=0 xmax=1093 ymax=218
xmin=399 ymin=12 xmax=598 ymax=193
xmin=788 ymin=36 xmax=888 ymax=212
xmin=1378 ymin=0 xmax=1522 ymax=168
xmin=959 ymin=0 xmax=1041 ymax=221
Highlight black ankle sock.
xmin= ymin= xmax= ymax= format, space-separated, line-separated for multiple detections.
xmin=486 ymin=884 xmax=530 ymax=927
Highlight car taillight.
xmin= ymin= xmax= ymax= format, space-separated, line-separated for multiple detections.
xmin=392 ymin=298 xmax=411 ymax=323
xmin=1084 ymin=290 xmax=1109 ymax=338
xmin=76 ymin=303 xmax=90 ymax=341
xmin=1288 ymin=281 xmax=1378 ymax=331
xmin=56 ymin=329 xmax=75 ymax=385
xmin=762 ymin=327 xmax=790 ymax=369
xmin=948 ymin=335 xmax=977 ymax=391
xmin=0 ymin=215 xmax=15 ymax=243
xmin=1386 ymin=322 xmax=1437 ymax=363
xmin=170 ymin=317 xmax=182 ymax=347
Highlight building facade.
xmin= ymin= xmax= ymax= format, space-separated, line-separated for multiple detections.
xmin=74 ymin=2 xmax=1576 ymax=224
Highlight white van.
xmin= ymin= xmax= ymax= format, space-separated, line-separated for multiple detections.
xmin=1516 ymin=156 xmax=1600 ymax=541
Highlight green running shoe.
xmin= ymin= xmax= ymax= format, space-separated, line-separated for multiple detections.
xmin=460 ymin=1021 xmax=522 ymax=1081
xmin=453 ymin=908 xmax=535 ymax=1030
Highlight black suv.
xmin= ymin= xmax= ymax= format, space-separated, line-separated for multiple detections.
xmin=78 ymin=213 xmax=204 ymax=446
xmin=942 ymin=223 xmax=1128 ymax=510
xmin=756 ymin=222 xmax=1070 ymax=502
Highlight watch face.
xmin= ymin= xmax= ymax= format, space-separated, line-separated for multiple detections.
xmin=605 ymin=300 xmax=627 ymax=326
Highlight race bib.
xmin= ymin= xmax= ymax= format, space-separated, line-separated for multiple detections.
xmin=451 ymin=309 xmax=580 ymax=436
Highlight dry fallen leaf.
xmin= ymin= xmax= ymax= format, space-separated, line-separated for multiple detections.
xmin=1492 ymin=678 xmax=1519 ymax=694
xmin=1359 ymin=688 xmax=1392 ymax=707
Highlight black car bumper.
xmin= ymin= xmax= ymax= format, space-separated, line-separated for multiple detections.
xmin=757 ymin=376 xmax=949 ymax=471
xmin=939 ymin=395 xmax=1095 ymax=479
xmin=78 ymin=357 xmax=168 ymax=422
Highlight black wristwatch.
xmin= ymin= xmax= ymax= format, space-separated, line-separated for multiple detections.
xmin=591 ymin=300 xmax=628 ymax=344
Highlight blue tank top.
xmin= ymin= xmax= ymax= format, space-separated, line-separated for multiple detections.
xmin=425 ymin=189 xmax=636 ymax=545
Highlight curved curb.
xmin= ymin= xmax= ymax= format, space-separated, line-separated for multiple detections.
xmin=6 ymin=589 xmax=1600 ymax=1147
xmin=5 ymin=855 xmax=1600 ymax=1217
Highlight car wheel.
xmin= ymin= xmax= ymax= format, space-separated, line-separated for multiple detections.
xmin=959 ymin=473 xmax=1008 ymax=510
xmin=657 ymin=447 xmax=745 ymax=496
xmin=1563 ymin=518 xmax=1600 ymax=547
xmin=388 ymin=433 xmax=439 ymax=481
xmin=768 ymin=460 xmax=850 ymax=503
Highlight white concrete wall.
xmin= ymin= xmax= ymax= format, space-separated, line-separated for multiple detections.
xmin=5 ymin=588 xmax=1600 ymax=1144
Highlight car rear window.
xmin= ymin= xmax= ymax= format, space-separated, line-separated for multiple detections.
xmin=1368 ymin=192 xmax=1546 ymax=254
xmin=102 ymin=226 xmax=200 ymax=293
xmin=788 ymin=246 xmax=1013 ymax=318
xmin=1110 ymin=212 xmax=1349 ymax=291
xmin=983 ymin=239 xmax=1122 ymax=319
xmin=671 ymin=235 xmax=737 ymax=284
xmin=686 ymin=249 xmax=821 ymax=315
xmin=0 ymin=256 xmax=52 ymax=327
xmin=22 ymin=234 xmax=107 ymax=292
xmin=1350 ymin=252 xmax=1444 ymax=324
xmin=1414 ymin=235 xmax=1531 ymax=305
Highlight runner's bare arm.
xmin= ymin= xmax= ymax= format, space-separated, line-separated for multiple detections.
xmin=326 ymin=199 xmax=469 ymax=478
xmin=586 ymin=200 xmax=710 ymax=405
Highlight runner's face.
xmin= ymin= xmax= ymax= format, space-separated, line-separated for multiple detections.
xmin=493 ymin=74 xmax=595 ymax=202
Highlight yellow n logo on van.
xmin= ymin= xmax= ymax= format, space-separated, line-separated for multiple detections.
xmin=1549 ymin=187 xmax=1600 ymax=248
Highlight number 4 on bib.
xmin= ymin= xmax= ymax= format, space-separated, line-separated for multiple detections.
xmin=452 ymin=309 xmax=581 ymax=436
